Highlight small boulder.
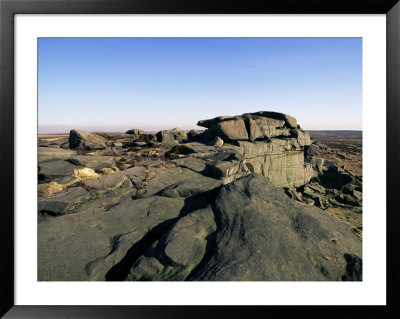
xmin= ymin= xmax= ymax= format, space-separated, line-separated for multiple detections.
xmin=69 ymin=129 xmax=107 ymax=150
xmin=156 ymin=128 xmax=187 ymax=143
xmin=126 ymin=129 xmax=145 ymax=135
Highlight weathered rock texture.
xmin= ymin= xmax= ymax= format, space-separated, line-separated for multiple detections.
xmin=196 ymin=111 xmax=314 ymax=188
xmin=227 ymin=139 xmax=314 ymax=188
xmin=38 ymin=173 xmax=361 ymax=281
xmin=188 ymin=174 xmax=361 ymax=281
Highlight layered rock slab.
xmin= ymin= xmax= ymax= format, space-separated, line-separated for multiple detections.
xmin=197 ymin=111 xmax=300 ymax=142
xmin=38 ymin=147 xmax=77 ymax=163
xmin=68 ymin=155 xmax=115 ymax=170
xmin=195 ymin=111 xmax=314 ymax=188
xmin=38 ymin=160 xmax=80 ymax=179
xmin=225 ymin=139 xmax=315 ymax=188
xmin=38 ymin=186 xmax=91 ymax=215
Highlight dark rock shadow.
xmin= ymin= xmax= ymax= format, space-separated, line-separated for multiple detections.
xmin=342 ymin=253 xmax=362 ymax=281
xmin=319 ymin=167 xmax=353 ymax=190
xmin=185 ymin=203 xmax=220 ymax=281
xmin=105 ymin=187 xmax=221 ymax=281
xmin=105 ymin=218 xmax=178 ymax=281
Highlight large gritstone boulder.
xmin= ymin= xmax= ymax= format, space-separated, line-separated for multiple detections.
xmin=190 ymin=174 xmax=361 ymax=281
xmin=125 ymin=173 xmax=362 ymax=281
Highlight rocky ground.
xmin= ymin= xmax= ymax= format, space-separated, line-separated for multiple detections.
xmin=37 ymin=111 xmax=362 ymax=281
xmin=303 ymin=131 xmax=362 ymax=239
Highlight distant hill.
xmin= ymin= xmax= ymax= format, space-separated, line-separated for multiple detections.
xmin=308 ymin=130 xmax=362 ymax=137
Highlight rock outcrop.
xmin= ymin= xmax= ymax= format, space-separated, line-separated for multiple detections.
xmin=38 ymin=173 xmax=361 ymax=281
xmin=197 ymin=111 xmax=298 ymax=141
xmin=195 ymin=111 xmax=314 ymax=188
xmin=37 ymin=110 xmax=362 ymax=282
xmin=126 ymin=174 xmax=361 ymax=281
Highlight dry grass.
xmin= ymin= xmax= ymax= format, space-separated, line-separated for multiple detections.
xmin=38 ymin=182 xmax=64 ymax=196
xmin=73 ymin=168 xmax=101 ymax=179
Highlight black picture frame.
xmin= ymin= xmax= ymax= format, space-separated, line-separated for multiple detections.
xmin=1 ymin=0 xmax=399 ymax=318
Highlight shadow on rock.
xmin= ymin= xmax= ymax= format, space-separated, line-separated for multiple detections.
xmin=105 ymin=218 xmax=178 ymax=281
xmin=105 ymin=187 xmax=221 ymax=281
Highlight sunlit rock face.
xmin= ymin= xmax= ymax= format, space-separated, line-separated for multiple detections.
xmin=196 ymin=111 xmax=315 ymax=188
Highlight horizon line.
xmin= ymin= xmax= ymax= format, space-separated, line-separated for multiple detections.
xmin=37 ymin=128 xmax=363 ymax=135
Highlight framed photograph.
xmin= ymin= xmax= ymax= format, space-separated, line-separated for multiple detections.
xmin=1 ymin=0 xmax=399 ymax=318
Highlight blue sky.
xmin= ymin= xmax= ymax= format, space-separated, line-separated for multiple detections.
xmin=38 ymin=38 xmax=362 ymax=133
